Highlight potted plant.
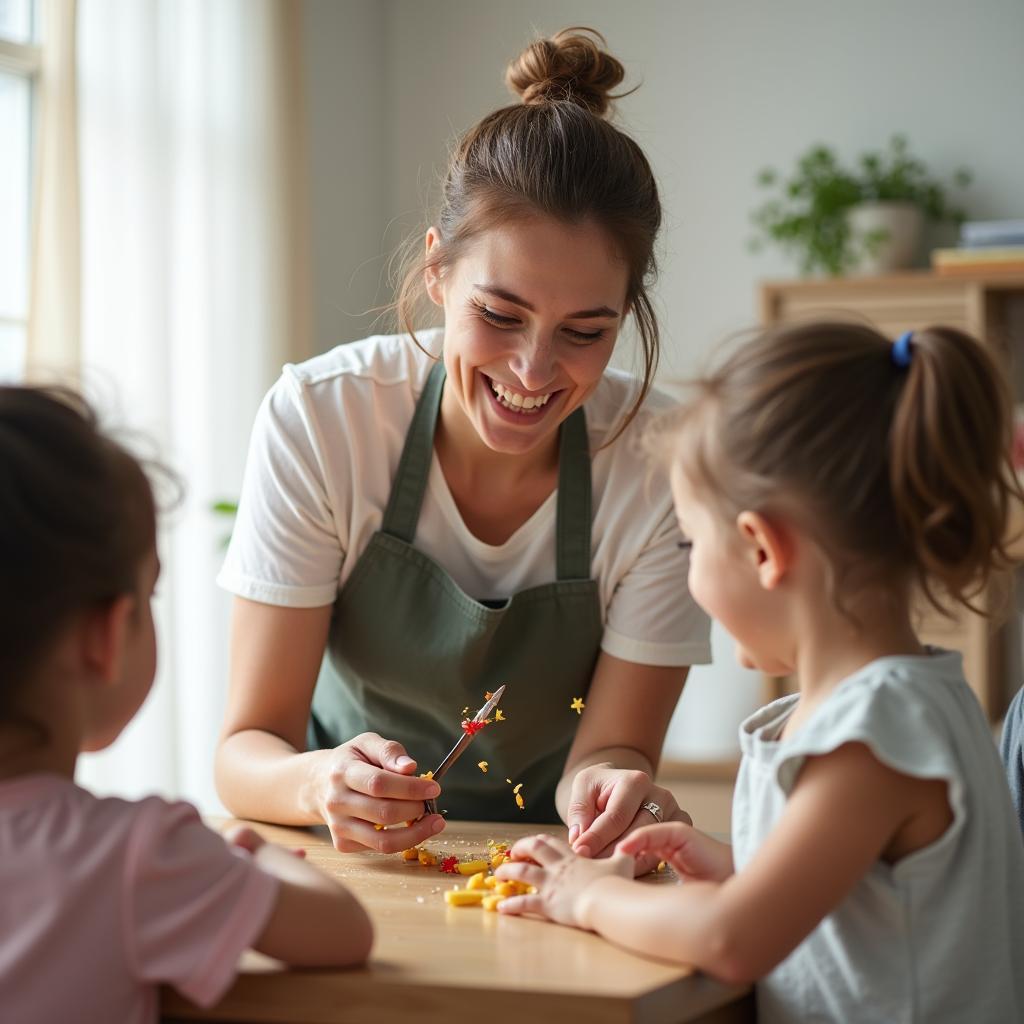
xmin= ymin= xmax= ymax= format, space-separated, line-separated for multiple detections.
xmin=751 ymin=135 xmax=971 ymax=276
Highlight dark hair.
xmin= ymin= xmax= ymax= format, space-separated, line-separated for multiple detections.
xmin=666 ymin=321 xmax=1022 ymax=615
xmin=395 ymin=27 xmax=661 ymax=444
xmin=0 ymin=386 xmax=166 ymax=721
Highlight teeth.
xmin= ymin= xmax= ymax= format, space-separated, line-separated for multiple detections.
xmin=489 ymin=379 xmax=552 ymax=414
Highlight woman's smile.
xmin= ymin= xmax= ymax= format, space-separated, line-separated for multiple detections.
xmin=481 ymin=372 xmax=563 ymax=425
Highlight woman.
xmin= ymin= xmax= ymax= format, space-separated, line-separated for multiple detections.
xmin=215 ymin=28 xmax=711 ymax=860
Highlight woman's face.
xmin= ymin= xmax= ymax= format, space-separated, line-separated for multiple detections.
xmin=425 ymin=216 xmax=630 ymax=457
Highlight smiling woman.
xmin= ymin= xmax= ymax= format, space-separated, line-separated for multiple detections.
xmin=214 ymin=27 xmax=711 ymax=864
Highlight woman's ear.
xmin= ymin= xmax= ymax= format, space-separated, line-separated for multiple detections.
xmin=735 ymin=510 xmax=792 ymax=590
xmin=80 ymin=595 xmax=135 ymax=686
xmin=424 ymin=227 xmax=444 ymax=307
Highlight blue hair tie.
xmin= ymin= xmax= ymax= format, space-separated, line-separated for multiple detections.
xmin=891 ymin=330 xmax=914 ymax=369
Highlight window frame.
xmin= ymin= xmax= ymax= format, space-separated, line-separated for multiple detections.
xmin=0 ymin=10 xmax=41 ymax=375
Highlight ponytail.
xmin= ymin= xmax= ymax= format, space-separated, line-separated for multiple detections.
xmin=889 ymin=327 xmax=1020 ymax=610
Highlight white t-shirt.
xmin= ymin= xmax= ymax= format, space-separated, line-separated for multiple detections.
xmin=218 ymin=330 xmax=711 ymax=668
xmin=0 ymin=774 xmax=279 ymax=1024
xmin=733 ymin=650 xmax=1024 ymax=1024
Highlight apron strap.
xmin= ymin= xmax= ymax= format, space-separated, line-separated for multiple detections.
xmin=381 ymin=359 xmax=446 ymax=542
xmin=556 ymin=407 xmax=592 ymax=581
xmin=382 ymin=356 xmax=593 ymax=581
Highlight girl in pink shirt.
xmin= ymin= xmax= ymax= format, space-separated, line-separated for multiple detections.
xmin=0 ymin=386 xmax=373 ymax=1024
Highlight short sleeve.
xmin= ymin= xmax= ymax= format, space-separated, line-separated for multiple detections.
xmin=217 ymin=371 xmax=344 ymax=607
xmin=124 ymin=800 xmax=279 ymax=1007
xmin=600 ymin=505 xmax=711 ymax=667
xmin=773 ymin=673 xmax=968 ymax=832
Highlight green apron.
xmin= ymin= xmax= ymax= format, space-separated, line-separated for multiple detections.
xmin=307 ymin=360 xmax=603 ymax=822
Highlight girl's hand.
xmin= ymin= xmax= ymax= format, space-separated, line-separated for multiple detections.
xmin=224 ymin=824 xmax=307 ymax=859
xmin=495 ymin=834 xmax=634 ymax=928
xmin=224 ymin=825 xmax=266 ymax=854
xmin=616 ymin=822 xmax=734 ymax=883
xmin=566 ymin=764 xmax=691 ymax=871
xmin=317 ymin=732 xmax=446 ymax=853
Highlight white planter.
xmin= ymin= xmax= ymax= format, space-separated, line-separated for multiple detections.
xmin=846 ymin=200 xmax=924 ymax=274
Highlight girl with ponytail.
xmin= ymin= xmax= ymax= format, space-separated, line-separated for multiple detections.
xmin=496 ymin=321 xmax=1024 ymax=1024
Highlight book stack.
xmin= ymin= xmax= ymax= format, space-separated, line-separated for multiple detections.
xmin=932 ymin=219 xmax=1024 ymax=275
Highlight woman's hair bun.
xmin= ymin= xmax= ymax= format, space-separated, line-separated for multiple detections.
xmin=505 ymin=27 xmax=627 ymax=118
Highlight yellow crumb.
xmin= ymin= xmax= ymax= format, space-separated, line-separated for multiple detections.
xmin=444 ymin=889 xmax=485 ymax=907
xmin=482 ymin=893 xmax=506 ymax=912
xmin=494 ymin=709 xmax=506 ymax=722
xmin=401 ymin=847 xmax=420 ymax=861
xmin=467 ymin=871 xmax=487 ymax=891
xmin=456 ymin=859 xmax=491 ymax=875
xmin=491 ymin=853 xmax=506 ymax=869
xmin=420 ymin=771 xmax=434 ymax=780
xmin=570 ymin=696 xmax=585 ymax=715
xmin=418 ymin=849 xmax=437 ymax=866
xmin=515 ymin=792 xmax=525 ymax=810
xmin=512 ymin=783 xmax=523 ymax=795
xmin=478 ymin=761 xmax=488 ymax=772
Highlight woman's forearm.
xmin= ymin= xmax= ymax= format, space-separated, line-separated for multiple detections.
xmin=216 ymin=728 xmax=329 ymax=825
xmin=555 ymin=745 xmax=654 ymax=822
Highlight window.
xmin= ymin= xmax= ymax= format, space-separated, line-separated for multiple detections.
xmin=0 ymin=0 xmax=39 ymax=382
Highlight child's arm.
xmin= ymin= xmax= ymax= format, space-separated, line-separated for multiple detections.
xmin=500 ymin=741 xmax=949 ymax=984
xmin=226 ymin=826 xmax=373 ymax=966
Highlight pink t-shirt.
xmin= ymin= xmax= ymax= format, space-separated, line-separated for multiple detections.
xmin=0 ymin=774 xmax=279 ymax=1024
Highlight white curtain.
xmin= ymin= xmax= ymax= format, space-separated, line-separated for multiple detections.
xmin=26 ymin=0 xmax=312 ymax=811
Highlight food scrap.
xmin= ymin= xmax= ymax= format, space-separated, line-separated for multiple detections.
xmin=570 ymin=696 xmax=585 ymax=715
xmin=420 ymin=771 xmax=434 ymax=780
xmin=461 ymin=718 xmax=488 ymax=736
xmin=401 ymin=837 xmax=529 ymax=910
xmin=477 ymin=760 xmax=488 ymax=772
xmin=461 ymin=706 xmax=469 ymax=715
xmin=494 ymin=708 xmax=506 ymax=722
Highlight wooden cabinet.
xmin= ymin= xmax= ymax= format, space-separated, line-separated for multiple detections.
xmin=760 ymin=270 xmax=1024 ymax=721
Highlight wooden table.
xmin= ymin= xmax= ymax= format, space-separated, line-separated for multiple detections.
xmin=162 ymin=819 xmax=753 ymax=1024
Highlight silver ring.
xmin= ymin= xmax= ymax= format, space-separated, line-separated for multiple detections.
xmin=641 ymin=800 xmax=663 ymax=823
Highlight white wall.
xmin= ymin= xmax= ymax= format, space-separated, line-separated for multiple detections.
xmin=303 ymin=0 xmax=1024 ymax=755
xmin=302 ymin=0 xmax=389 ymax=350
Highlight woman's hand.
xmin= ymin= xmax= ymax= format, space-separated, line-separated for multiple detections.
xmin=565 ymin=763 xmax=691 ymax=872
xmin=495 ymin=834 xmax=634 ymax=929
xmin=616 ymin=822 xmax=734 ymax=883
xmin=316 ymin=732 xmax=446 ymax=853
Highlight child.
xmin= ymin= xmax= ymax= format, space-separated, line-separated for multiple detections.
xmin=0 ymin=386 xmax=373 ymax=1023
xmin=495 ymin=323 xmax=1024 ymax=1023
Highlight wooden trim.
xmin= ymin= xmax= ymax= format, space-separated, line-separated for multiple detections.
xmin=658 ymin=758 xmax=740 ymax=782
xmin=0 ymin=38 xmax=41 ymax=75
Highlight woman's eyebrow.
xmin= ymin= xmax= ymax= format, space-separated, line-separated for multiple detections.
xmin=474 ymin=284 xmax=620 ymax=320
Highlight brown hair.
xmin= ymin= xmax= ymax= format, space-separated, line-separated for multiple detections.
xmin=666 ymin=321 xmax=1022 ymax=615
xmin=394 ymin=27 xmax=661 ymax=443
xmin=0 ymin=386 xmax=168 ymax=723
